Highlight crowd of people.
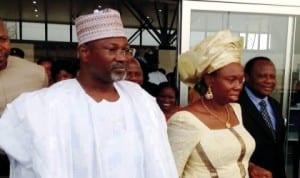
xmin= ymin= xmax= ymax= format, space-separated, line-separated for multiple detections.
xmin=0 ymin=7 xmax=291 ymax=178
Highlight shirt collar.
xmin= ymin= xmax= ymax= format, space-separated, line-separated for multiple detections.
xmin=245 ymin=86 xmax=268 ymax=107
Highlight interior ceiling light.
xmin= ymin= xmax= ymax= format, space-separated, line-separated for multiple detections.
xmin=98 ymin=5 xmax=102 ymax=9
xmin=32 ymin=0 xmax=37 ymax=4
xmin=158 ymin=9 xmax=162 ymax=12
xmin=34 ymin=9 xmax=38 ymax=12
xmin=35 ymin=14 xmax=39 ymax=18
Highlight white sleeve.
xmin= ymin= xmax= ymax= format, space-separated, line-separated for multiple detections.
xmin=0 ymin=98 xmax=32 ymax=166
xmin=168 ymin=112 xmax=202 ymax=176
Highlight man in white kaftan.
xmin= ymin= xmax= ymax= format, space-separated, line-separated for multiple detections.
xmin=0 ymin=80 xmax=177 ymax=178
xmin=0 ymin=8 xmax=178 ymax=178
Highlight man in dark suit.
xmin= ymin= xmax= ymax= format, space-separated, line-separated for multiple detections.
xmin=238 ymin=56 xmax=286 ymax=178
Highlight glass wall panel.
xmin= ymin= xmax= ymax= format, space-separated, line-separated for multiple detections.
xmin=181 ymin=1 xmax=300 ymax=177
xmin=189 ymin=11 xmax=289 ymax=103
xmin=141 ymin=30 xmax=160 ymax=46
xmin=72 ymin=25 xmax=78 ymax=43
xmin=22 ymin=22 xmax=45 ymax=41
xmin=48 ymin=23 xmax=70 ymax=42
xmin=6 ymin=21 xmax=20 ymax=40
xmin=125 ymin=28 xmax=141 ymax=46
xmin=287 ymin=15 xmax=300 ymax=178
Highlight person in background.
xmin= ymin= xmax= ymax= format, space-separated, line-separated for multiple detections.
xmin=0 ymin=9 xmax=177 ymax=178
xmin=238 ymin=56 xmax=287 ymax=178
xmin=156 ymin=82 xmax=180 ymax=121
xmin=125 ymin=56 xmax=144 ymax=85
xmin=144 ymin=49 xmax=168 ymax=85
xmin=168 ymin=30 xmax=271 ymax=178
xmin=142 ymin=70 xmax=159 ymax=96
xmin=10 ymin=47 xmax=25 ymax=58
xmin=166 ymin=67 xmax=177 ymax=88
xmin=0 ymin=17 xmax=48 ymax=177
xmin=51 ymin=59 xmax=79 ymax=83
xmin=125 ymin=56 xmax=159 ymax=96
xmin=37 ymin=58 xmax=53 ymax=86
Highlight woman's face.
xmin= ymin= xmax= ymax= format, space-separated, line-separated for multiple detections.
xmin=157 ymin=87 xmax=177 ymax=113
xmin=209 ymin=62 xmax=244 ymax=104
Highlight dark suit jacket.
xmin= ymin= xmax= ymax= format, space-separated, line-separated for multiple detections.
xmin=238 ymin=89 xmax=287 ymax=178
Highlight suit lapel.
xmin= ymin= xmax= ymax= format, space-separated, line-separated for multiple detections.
xmin=239 ymin=90 xmax=275 ymax=140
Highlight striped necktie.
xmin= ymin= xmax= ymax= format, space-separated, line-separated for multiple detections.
xmin=259 ymin=100 xmax=275 ymax=138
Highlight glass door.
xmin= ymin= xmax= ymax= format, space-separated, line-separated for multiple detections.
xmin=286 ymin=15 xmax=300 ymax=178
xmin=187 ymin=11 xmax=291 ymax=104
xmin=179 ymin=1 xmax=300 ymax=177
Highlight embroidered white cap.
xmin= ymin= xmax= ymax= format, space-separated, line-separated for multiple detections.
xmin=75 ymin=8 xmax=126 ymax=45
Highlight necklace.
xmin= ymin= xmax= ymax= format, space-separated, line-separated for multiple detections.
xmin=201 ymin=98 xmax=231 ymax=128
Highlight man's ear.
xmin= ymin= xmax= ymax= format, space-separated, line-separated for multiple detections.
xmin=78 ymin=45 xmax=89 ymax=62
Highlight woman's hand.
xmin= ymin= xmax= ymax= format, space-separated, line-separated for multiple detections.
xmin=249 ymin=162 xmax=272 ymax=178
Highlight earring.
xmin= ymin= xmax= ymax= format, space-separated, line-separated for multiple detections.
xmin=205 ymin=86 xmax=213 ymax=100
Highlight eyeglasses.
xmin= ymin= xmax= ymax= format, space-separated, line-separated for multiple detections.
xmin=105 ymin=47 xmax=135 ymax=57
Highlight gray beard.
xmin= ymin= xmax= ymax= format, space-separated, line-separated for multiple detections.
xmin=111 ymin=71 xmax=127 ymax=81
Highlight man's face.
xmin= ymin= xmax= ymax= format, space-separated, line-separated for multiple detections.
xmin=79 ymin=37 xmax=130 ymax=83
xmin=0 ymin=21 xmax=10 ymax=70
xmin=126 ymin=59 xmax=144 ymax=85
xmin=245 ymin=60 xmax=276 ymax=98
